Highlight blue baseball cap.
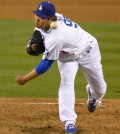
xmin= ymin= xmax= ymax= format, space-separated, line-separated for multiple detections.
xmin=33 ymin=1 xmax=56 ymax=19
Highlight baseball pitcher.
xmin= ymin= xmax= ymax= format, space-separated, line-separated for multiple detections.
xmin=16 ymin=1 xmax=107 ymax=134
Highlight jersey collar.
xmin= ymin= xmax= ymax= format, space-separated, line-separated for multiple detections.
xmin=43 ymin=28 xmax=52 ymax=34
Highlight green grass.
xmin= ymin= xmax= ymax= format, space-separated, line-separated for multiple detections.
xmin=0 ymin=19 xmax=120 ymax=98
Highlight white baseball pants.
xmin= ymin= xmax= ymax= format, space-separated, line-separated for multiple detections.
xmin=57 ymin=40 xmax=107 ymax=124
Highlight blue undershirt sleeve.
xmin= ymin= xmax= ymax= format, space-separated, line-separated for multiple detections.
xmin=35 ymin=59 xmax=54 ymax=74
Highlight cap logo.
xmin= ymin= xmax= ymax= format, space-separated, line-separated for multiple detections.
xmin=39 ymin=5 xmax=42 ymax=11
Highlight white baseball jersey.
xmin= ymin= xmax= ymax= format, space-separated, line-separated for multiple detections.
xmin=35 ymin=13 xmax=96 ymax=62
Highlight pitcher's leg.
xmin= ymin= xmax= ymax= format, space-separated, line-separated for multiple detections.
xmin=57 ymin=60 xmax=79 ymax=125
xmin=81 ymin=49 xmax=107 ymax=101
xmin=82 ymin=57 xmax=106 ymax=112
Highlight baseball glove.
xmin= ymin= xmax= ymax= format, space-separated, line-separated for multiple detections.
xmin=26 ymin=30 xmax=45 ymax=56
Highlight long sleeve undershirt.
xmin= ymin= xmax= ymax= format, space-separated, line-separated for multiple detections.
xmin=35 ymin=59 xmax=54 ymax=74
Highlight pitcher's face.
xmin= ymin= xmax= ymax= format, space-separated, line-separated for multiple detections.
xmin=34 ymin=15 xmax=50 ymax=31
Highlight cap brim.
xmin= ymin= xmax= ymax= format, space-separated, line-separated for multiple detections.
xmin=33 ymin=10 xmax=47 ymax=19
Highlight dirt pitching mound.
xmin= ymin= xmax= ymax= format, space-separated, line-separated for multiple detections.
xmin=0 ymin=98 xmax=120 ymax=134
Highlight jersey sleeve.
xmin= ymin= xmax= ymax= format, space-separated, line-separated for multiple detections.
xmin=42 ymin=39 xmax=64 ymax=60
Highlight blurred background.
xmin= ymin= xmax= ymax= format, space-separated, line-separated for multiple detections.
xmin=0 ymin=0 xmax=120 ymax=98
xmin=0 ymin=0 xmax=120 ymax=21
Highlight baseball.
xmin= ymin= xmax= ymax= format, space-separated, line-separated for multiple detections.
xmin=50 ymin=21 xmax=58 ymax=29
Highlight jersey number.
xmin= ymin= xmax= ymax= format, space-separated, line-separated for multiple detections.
xmin=63 ymin=17 xmax=78 ymax=28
